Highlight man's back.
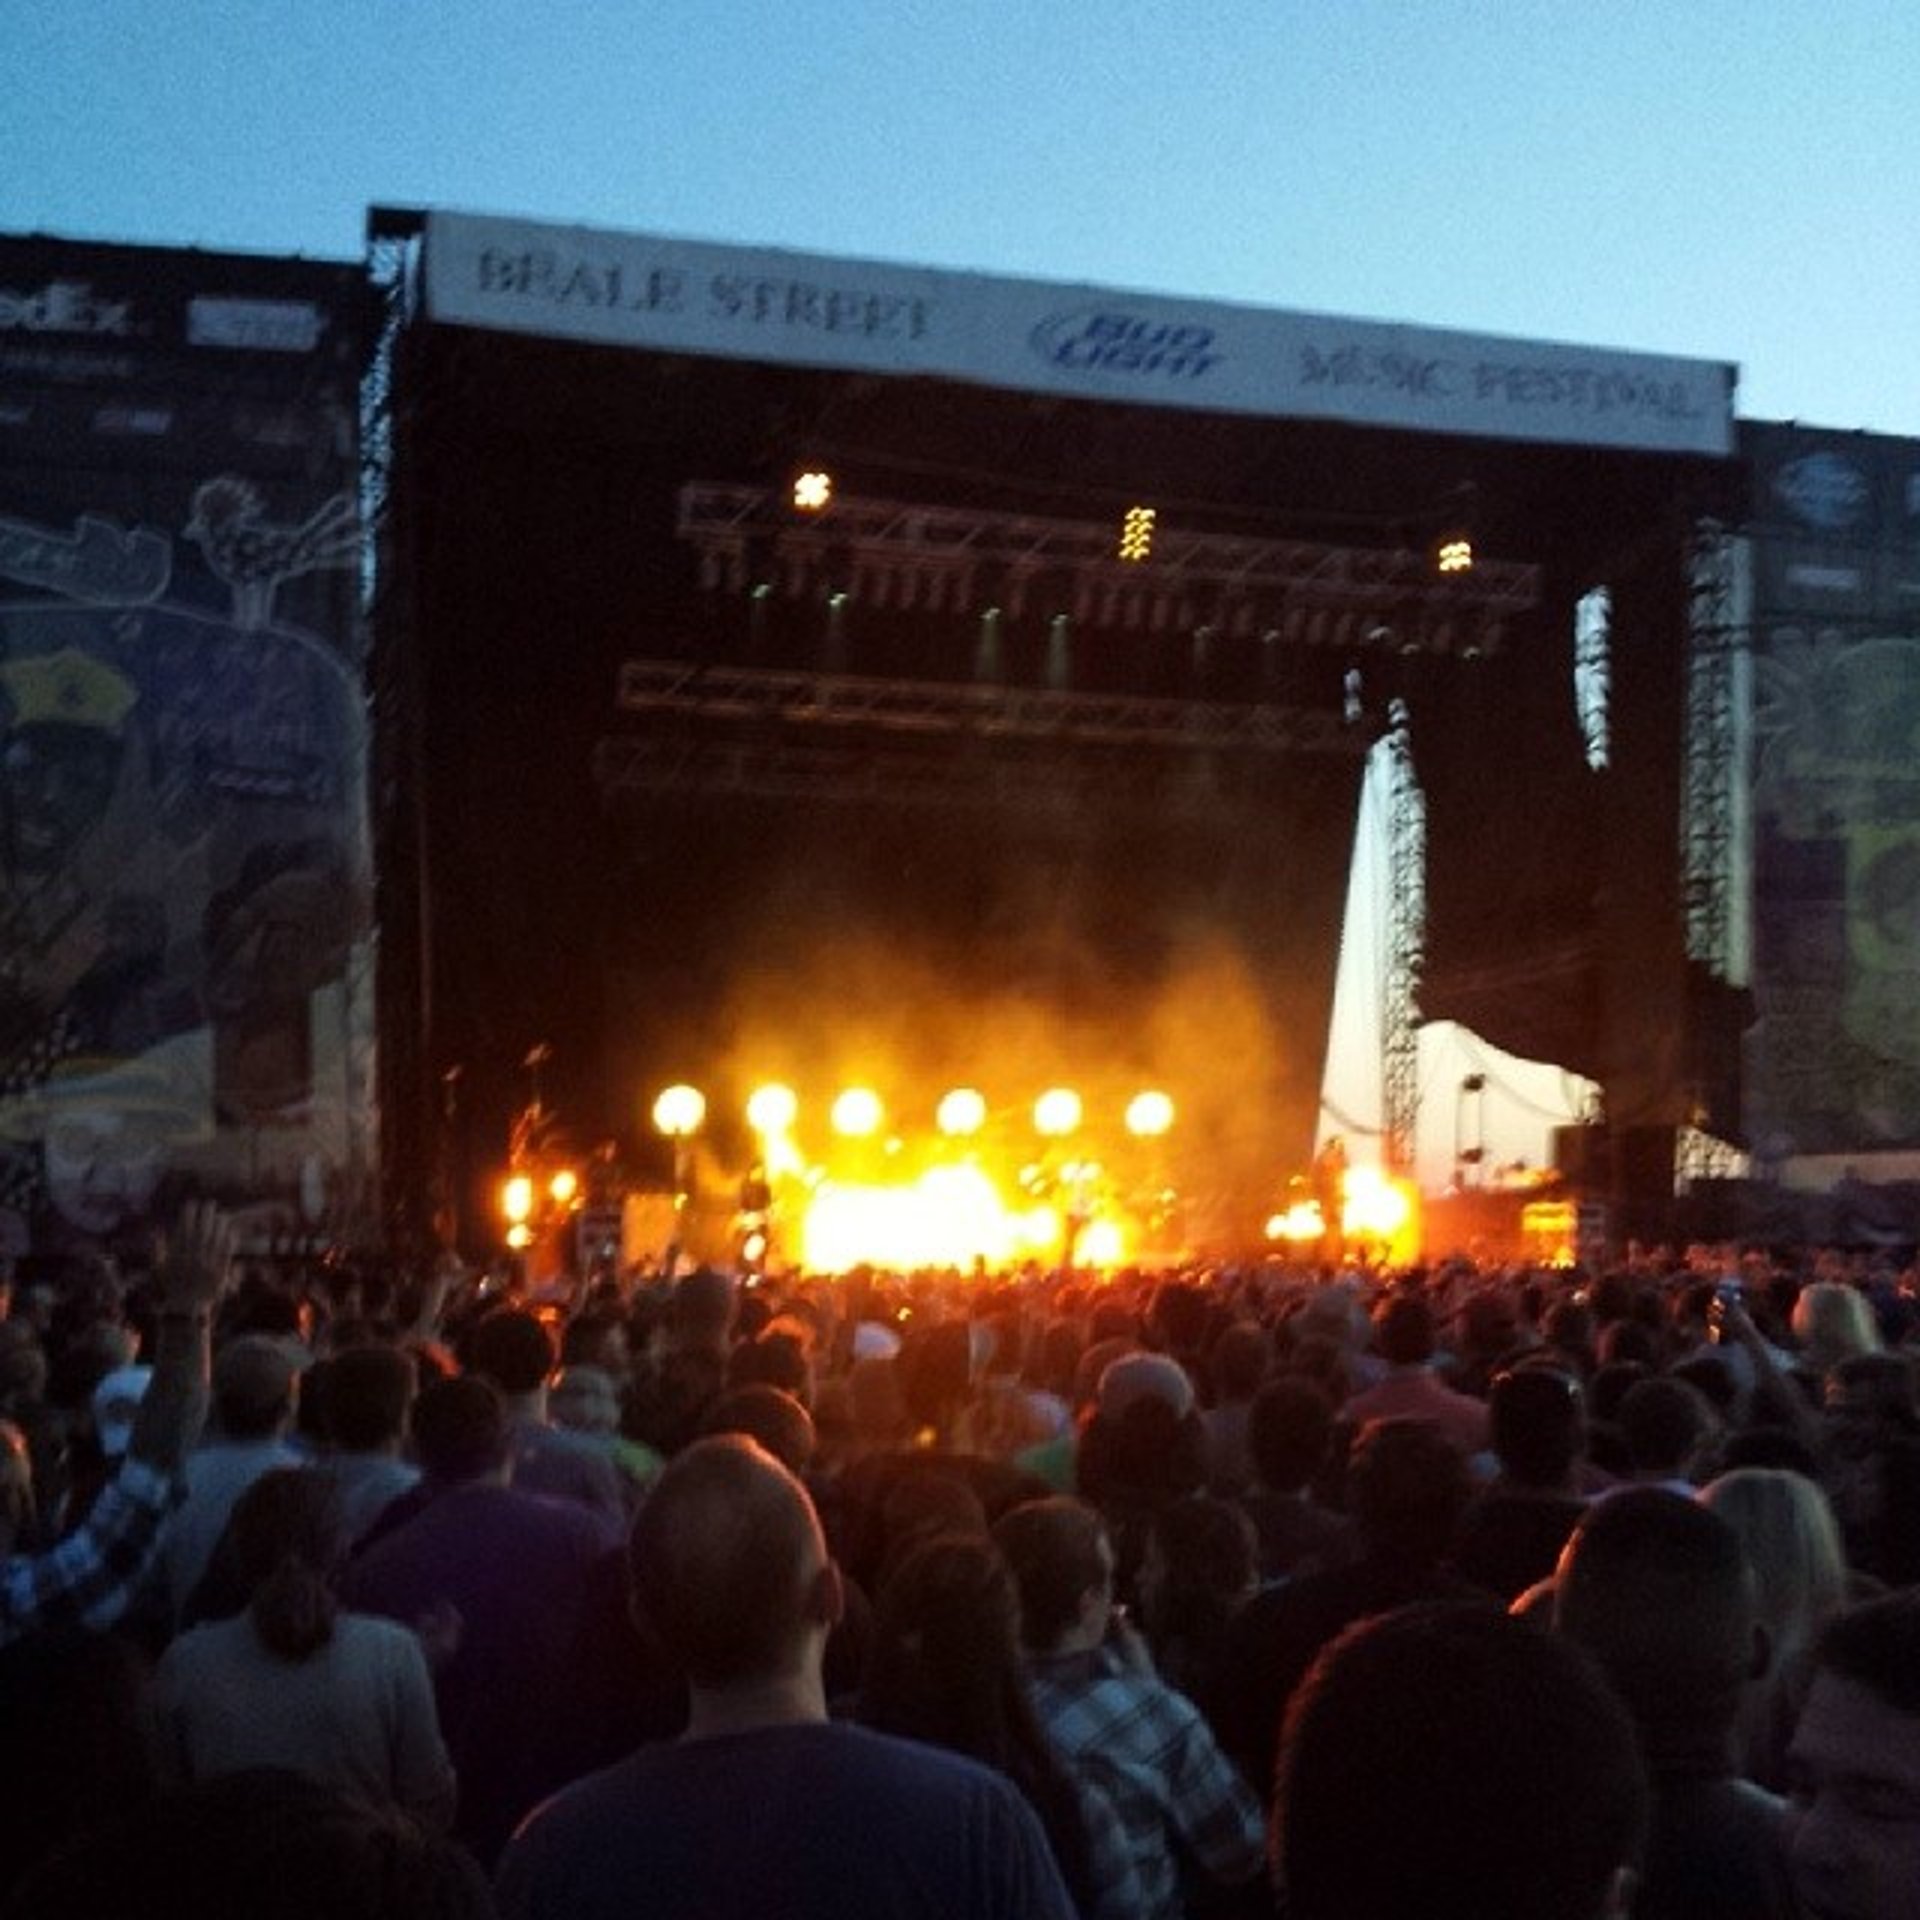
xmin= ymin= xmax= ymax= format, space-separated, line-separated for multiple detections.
xmin=496 ymin=1720 xmax=1074 ymax=1920
xmin=1636 ymin=1772 xmax=1795 ymax=1920
xmin=345 ymin=1481 xmax=606 ymax=1866
xmin=506 ymin=1415 xmax=628 ymax=1540
xmin=346 ymin=1481 xmax=603 ymax=1665
xmin=160 ymin=1434 xmax=301 ymax=1620
xmin=1343 ymin=1369 xmax=1490 ymax=1457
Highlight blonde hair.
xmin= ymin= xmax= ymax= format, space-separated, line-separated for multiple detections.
xmin=1699 ymin=1468 xmax=1847 ymax=1661
xmin=1699 ymin=1466 xmax=1850 ymax=1787
xmin=1791 ymin=1283 xmax=1882 ymax=1374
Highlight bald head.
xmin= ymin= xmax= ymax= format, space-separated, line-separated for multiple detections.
xmin=628 ymin=1434 xmax=833 ymax=1690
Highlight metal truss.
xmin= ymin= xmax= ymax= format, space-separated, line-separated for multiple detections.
xmin=614 ymin=658 xmax=1371 ymax=758
xmin=679 ymin=485 xmax=1540 ymax=654
xmin=592 ymin=733 xmax=1326 ymax=818
xmin=362 ymin=209 xmax=430 ymax=1252
xmin=1683 ymin=520 xmax=1738 ymax=972
xmin=361 ymin=212 xmax=429 ymax=619
xmin=1675 ymin=1124 xmax=1748 ymax=1192
xmin=1380 ymin=700 xmax=1426 ymax=1176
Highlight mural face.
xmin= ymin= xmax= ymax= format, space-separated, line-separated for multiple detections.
xmin=0 ymin=239 xmax=373 ymax=1257
xmin=4 ymin=722 xmax=124 ymax=878
xmin=1746 ymin=634 xmax=1920 ymax=1155
xmin=40 ymin=1068 xmax=180 ymax=1236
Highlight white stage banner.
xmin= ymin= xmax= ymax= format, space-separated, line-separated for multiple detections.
xmin=422 ymin=211 xmax=1734 ymax=458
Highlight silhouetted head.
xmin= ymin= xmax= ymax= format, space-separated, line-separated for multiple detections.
xmin=1488 ymin=1366 xmax=1585 ymax=1489
xmin=1554 ymin=1488 xmax=1759 ymax=1744
xmin=1276 ymin=1601 xmax=1646 ymax=1920
xmin=993 ymin=1496 xmax=1111 ymax=1655
xmin=1347 ymin=1419 xmax=1471 ymax=1565
xmin=409 ymin=1374 xmax=508 ymax=1485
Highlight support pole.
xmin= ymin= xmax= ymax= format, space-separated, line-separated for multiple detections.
xmin=1382 ymin=700 xmax=1425 ymax=1177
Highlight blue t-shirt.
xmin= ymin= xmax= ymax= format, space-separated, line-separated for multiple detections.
xmin=496 ymin=1720 xmax=1077 ymax=1920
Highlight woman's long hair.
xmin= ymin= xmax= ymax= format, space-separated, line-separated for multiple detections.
xmin=228 ymin=1468 xmax=347 ymax=1661
xmin=1698 ymin=1467 xmax=1849 ymax=1788
xmin=857 ymin=1534 xmax=1097 ymax=1913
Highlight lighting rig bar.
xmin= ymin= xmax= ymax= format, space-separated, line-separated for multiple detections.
xmin=592 ymin=732 xmax=1341 ymax=816
xmin=613 ymin=658 xmax=1372 ymax=756
xmin=602 ymin=657 xmax=1369 ymax=813
xmin=678 ymin=484 xmax=1541 ymax=653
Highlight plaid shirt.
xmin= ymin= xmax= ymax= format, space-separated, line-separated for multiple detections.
xmin=0 ymin=1457 xmax=175 ymax=1647
xmin=1029 ymin=1646 xmax=1265 ymax=1920
xmin=1077 ymin=1772 xmax=1147 ymax=1920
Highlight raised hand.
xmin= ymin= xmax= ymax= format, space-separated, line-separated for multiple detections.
xmin=154 ymin=1200 xmax=236 ymax=1317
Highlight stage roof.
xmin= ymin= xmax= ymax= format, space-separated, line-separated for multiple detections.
xmin=416 ymin=208 xmax=1736 ymax=459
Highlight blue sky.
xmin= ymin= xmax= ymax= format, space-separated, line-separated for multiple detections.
xmin=7 ymin=3 xmax=1916 ymax=432
xmin=5 ymin=3 xmax=1915 ymax=1187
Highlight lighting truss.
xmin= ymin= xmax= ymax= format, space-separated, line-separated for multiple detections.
xmin=614 ymin=658 xmax=1371 ymax=756
xmin=1683 ymin=520 xmax=1740 ymax=974
xmin=1381 ymin=700 xmax=1425 ymax=1176
xmin=678 ymin=485 xmax=1541 ymax=655
xmin=601 ymin=657 xmax=1370 ymax=813
xmin=592 ymin=732 xmax=1338 ymax=817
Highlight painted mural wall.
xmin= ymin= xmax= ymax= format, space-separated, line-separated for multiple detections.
xmin=1742 ymin=423 xmax=1920 ymax=1161
xmin=0 ymin=237 xmax=374 ymax=1262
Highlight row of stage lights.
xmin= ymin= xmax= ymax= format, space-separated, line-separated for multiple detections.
xmin=789 ymin=470 xmax=1475 ymax=575
xmin=498 ymin=1084 xmax=1177 ymax=1251
xmin=501 ymin=1082 xmax=1422 ymax=1269
xmin=649 ymin=1083 xmax=1176 ymax=1143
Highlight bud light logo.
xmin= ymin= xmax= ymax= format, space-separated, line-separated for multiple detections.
xmin=1773 ymin=452 xmax=1870 ymax=532
xmin=1030 ymin=309 xmax=1222 ymax=381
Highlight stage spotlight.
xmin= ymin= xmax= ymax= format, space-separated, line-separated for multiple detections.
xmin=651 ymin=1084 xmax=707 ymax=1139
xmin=652 ymin=1083 xmax=706 ymax=1215
xmin=1034 ymin=1088 xmax=1082 ymax=1138
xmin=1124 ymin=1090 xmax=1174 ymax=1138
xmin=832 ymin=1087 xmax=884 ymax=1137
xmin=792 ymin=469 xmax=834 ymax=512
xmin=746 ymin=1083 xmax=798 ymax=1136
xmin=937 ymin=1087 xmax=987 ymax=1137
xmin=502 ymin=1175 xmax=534 ymax=1226
xmin=1434 ymin=533 xmax=1474 ymax=575
xmin=548 ymin=1168 xmax=579 ymax=1206
xmin=1118 ymin=505 xmax=1155 ymax=563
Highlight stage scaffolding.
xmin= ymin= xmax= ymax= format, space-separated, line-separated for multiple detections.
xmin=679 ymin=484 xmax=1540 ymax=654
xmin=1679 ymin=517 xmax=1749 ymax=1187
xmin=597 ymin=660 xmax=1371 ymax=820
xmin=661 ymin=491 xmax=1541 ymax=1175
xmin=1683 ymin=519 xmax=1739 ymax=977
xmin=363 ymin=207 xmax=438 ymax=1252
xmin=1381 ymin=702 xmax=1426 ymax=1176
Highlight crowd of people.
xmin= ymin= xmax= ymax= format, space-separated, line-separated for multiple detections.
xmin=0 ymin=1213 xmax=1917 ymax=1917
